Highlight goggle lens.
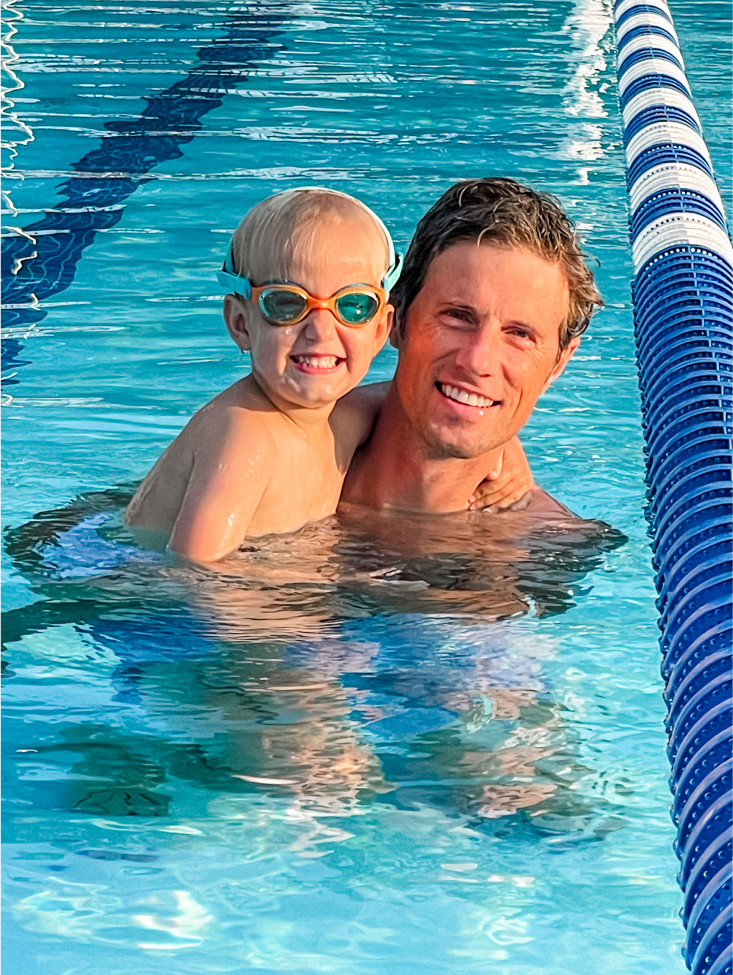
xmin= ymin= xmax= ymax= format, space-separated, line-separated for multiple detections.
xmin=335 ymin=292 xmax=379 ymax=324
xmin=259 ymin=289 xmax=309 ymax=324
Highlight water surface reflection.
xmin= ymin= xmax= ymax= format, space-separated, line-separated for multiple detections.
xmin=3 ymin=488 xmax=625 ymax=841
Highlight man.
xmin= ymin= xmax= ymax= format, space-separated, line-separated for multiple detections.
xmin=342 ymin=176 xmax=603 ymax=517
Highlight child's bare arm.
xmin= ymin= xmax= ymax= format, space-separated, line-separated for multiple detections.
xmin=169 ymin=412 xmax=273 ymax=562
xmin=468 ymin=436 xmax=534 ymax=512
xmin=331 ymin=381 xmax=390 ymax=451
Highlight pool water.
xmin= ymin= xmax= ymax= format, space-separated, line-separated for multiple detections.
xmin=2 ymin=1 xmax=731 ymax=973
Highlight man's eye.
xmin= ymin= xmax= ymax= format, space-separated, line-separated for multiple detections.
xmin=443 ymin=309 xmax=473 ymax=325
xmin=507 ymin=327 xmax=533 ymax=340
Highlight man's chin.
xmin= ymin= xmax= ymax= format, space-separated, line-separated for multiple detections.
xmin=422 ymin=427 xmax=504 ymax=461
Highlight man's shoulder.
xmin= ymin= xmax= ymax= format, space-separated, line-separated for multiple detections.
xmin=507 ymin=487 xmax=584 ymax=523
xmin=506 ymin=487 xmax=627 ymax=550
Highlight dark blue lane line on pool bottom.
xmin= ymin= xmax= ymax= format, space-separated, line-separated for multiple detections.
xmin=1 ymin=4 xmax=289 ymax=387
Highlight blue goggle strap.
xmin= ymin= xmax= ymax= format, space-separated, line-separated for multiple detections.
xmin=216 ymin=269 xmax=252 ymax=299
xmin=367 ymin=202 xmax=402 ymax=291
xmin=382 ymin=251 xmax=403 ymax=292
xmin=217 ymin=245 xmax=252 ymax=298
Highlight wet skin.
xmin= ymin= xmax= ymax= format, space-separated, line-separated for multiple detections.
xmin=123 ymin=212 xmax=393 ymax=560
xmin=343 ymin=241 xmax=580 ymax=514
xmin=392 ymin=241 xmax=579 ymax=459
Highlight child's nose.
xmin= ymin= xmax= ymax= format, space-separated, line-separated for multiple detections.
xmin=302 ymin=308 xmax=338 ymax=342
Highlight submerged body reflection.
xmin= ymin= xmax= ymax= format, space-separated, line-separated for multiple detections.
xmin=3 ymin=488 xmax=625 ymax=837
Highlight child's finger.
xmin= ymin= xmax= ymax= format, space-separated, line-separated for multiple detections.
xmin=470 ymin=492 xmax=518 ymax=512
xmin=470 ymin=473 xmax=531 ymax=504
xmin=469 ymin=487 xmax=509 ymax=510
xmin=468 ymin=484 xmax=498 ymax=505
xmin=469 ymin=484 xmax=532 ymax=511
xmin=490 ymin=491 xmax=522 ymax=510
xmin=471 ymin=472 xmax=512 ymax=501
xmin=487 ymin=451 xmax=503 ymax=482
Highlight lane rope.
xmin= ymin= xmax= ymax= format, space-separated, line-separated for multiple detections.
xmin=612 ymin=1 xmax=733 ymax=971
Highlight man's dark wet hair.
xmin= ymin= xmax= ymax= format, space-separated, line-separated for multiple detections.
xmin=390 ymin=177 xmax=603 ymax=350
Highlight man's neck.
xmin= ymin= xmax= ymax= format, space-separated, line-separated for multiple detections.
xmin=343 ymin=383 xmax=503 ymax=513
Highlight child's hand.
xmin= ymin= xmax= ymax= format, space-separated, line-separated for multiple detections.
xmin=468 ymin=436 xmax=534 ymax=512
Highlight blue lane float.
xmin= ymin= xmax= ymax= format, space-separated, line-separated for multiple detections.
xmin=612 ymin=2 xmax=733 ymax=972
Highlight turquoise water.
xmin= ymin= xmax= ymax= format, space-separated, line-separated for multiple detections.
xmin=2 ymin=1 xmax=731 ymax=973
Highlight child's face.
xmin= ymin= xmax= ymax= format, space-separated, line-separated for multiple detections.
xmin=225 ymin=216 xmax=393 ymax=412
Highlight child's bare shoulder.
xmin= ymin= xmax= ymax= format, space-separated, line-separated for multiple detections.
xmin=185 ymin=377 xmax=278 ymax=449
xmin=125 ymin=379 xmax=276 ymax=529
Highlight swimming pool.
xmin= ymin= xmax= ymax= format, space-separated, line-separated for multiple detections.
xmin=2 ymin=1 xmax=731 ymax=972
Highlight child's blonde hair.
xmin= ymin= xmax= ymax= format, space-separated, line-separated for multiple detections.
xmin=230 ymin=187 xmax=391 ymax=286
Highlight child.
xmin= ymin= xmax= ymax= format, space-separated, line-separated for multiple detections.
xmin=125 ymin=188 xmax=532 ymax=562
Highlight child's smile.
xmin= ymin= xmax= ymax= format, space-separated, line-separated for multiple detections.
xmin=290 ymin=354 xmax=344 ymax=373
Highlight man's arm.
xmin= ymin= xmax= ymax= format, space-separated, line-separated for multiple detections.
xmin=169 ymin=410 xmax=273 ymax=562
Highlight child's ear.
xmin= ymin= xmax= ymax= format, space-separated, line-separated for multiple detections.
xmin=223 ymin=294 xmax=253 ymax=352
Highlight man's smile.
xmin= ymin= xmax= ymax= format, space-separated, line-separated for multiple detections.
xmin=436 ymin=381 xmax=499 ymax=411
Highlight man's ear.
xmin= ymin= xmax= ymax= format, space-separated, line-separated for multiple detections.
xmin=543 ymin=336 xmax=580 ymax=393
xmin=374 ymin=303 xmax=394 ymax=353
xmin=389 ymin=308 xmax=405 ymax=350
xmin=223 ymin=294 xmax=253 ymax=352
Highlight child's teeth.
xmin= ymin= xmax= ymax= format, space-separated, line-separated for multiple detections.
xmin=442 ymin=384 xmax=493 ymax=408
xmin=297 ymin=356 xmax=338 ymax=368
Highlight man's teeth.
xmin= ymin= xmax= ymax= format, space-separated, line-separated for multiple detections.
xmin=293 ymin=355 xmax=340 ymax=368
xmin=441 ymin=384 xmax=495 ymax=408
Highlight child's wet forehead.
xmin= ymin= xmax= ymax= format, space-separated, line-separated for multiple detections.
xmin=284 ymin=213 xmax=388 ymax=286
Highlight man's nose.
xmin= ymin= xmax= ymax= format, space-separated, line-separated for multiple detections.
xmin=455 ymin=326 xmax=500 ymax=377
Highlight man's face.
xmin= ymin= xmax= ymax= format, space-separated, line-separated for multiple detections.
xmin=392 ymin=241 xmax=580 ymax=459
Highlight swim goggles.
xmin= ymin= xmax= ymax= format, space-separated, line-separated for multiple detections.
xmin=239 ymin=283 xmax=387 ymax=327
